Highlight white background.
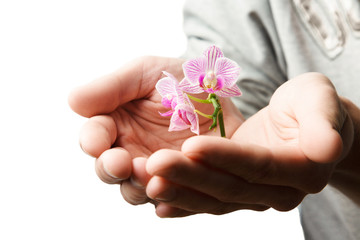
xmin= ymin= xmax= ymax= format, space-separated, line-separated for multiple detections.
xmin=0 ymin=1 xmax=304 ymax=239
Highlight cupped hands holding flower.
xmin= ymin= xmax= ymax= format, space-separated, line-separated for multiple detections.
xmin=68 ymin=52 xmax=243 ymax=205
xmin=69 ymin=46 xmax=357 ymax=218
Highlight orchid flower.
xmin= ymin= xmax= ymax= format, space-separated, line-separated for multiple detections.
xmin=155 ymin=45 xmax=242 ymax=137
xmin=179 ymin=45 xmax=242 ymax=97
xmin=155 ymin=71 xmax=199 ymax=135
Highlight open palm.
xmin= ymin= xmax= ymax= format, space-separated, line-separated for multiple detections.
xmin=69 ymin=56 xmax=243 ymax=158
xmin=110 ymin=94 xmax=242 ymax=157
xmin=69 ymin=56 xmax=244 ymax=206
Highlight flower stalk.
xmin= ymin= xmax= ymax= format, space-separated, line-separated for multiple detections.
xmin=209 ymin=94 xmax=226 ymax=138
xmin=189 ymin=93 xmax=226 ymax=137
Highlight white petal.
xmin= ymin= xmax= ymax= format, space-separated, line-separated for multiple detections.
xmin=179 ymin=78 xmax=204 ymax=94
xmin=155 ymin=77 xmax=177 ymax=97
xmin=182 ymin=57 xmax=207 ymax=84
xmin=214 ymin=57 xmax=241 ymax=87
xmin=204 ymin=45 xmax=224 ymax=70
xmin=216 ymin=84 xmax=242 ymax=98
xmin=168 ymin=104 xmax=199 ymax=135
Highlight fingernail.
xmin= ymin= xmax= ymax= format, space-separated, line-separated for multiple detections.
xmin=154 ymin=188 xmax=176 ymax=202
xmin=103 ymin=162 xmax=122 ymax=180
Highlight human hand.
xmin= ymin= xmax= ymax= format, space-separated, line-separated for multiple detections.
xmin=68 ymin=56 xmax=244 ymax=205
xmin=145 ymin=72 xmax=354 ymax=217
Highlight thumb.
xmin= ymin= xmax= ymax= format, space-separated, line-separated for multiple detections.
xmin=68 ymin=56 xmax=184 ymax=118
xmin=293 ymin=73 xmax=345 ymax=163
xmin=68 ymin=58 xmax=145 ymax=117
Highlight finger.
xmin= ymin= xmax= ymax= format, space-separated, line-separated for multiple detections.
xmin=147 ymin=149 xmax=305 ymax=211
xmin=154 ymin=203 xmax=196 ymax=218
xmin=299 ymin=113 xmax=343 ymax=164
xmin=118 ymin=157 xmax=152 ymax=205
xmin=68 ymin=60 xmax=144 ymax=117
xmin=68 ymin=57 xmax=184 ymax=117
xmin=131 ymin=157 xmax=152 ymax=187
xmin=120 ymin=179 xmax=150 ymax=205
xmin=95 ymin=147 xmax=132 ymax=184
xmin=182 ymin=136 xmax=333 ymax=193
xmin=146 ymin=176 xmax=270 ymax=215
xmin=79 ymin=115 xmax=117 ymax=158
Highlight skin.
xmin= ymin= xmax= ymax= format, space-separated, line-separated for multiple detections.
xmin=69 ymin=56 xmax=243 ymax=204
xmin=69 ymin=56 xmax=360 ymax=218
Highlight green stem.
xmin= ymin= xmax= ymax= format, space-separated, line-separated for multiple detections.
xmin=209 ymin=99 xmax=220 ymax=130
xmin=194 ymin=110 xmax=213 ymax=119
xmin=218 ymin=110 xmax=226 ymax=138
xmin=187 ymin=94 xmax=212 ymax=104
xmin=209 ymin=94 xmax=226 ymax=138
xmin=189 ymin=93 xmax=226 ymax=138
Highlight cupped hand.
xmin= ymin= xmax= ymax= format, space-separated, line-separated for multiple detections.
xmin=145 ymin=72 xmax=354 ymax=217
xmin=68 ymin=56 xmax=244 ymax=205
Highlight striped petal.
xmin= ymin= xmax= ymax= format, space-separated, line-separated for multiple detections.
xmin=214 ymin=57 xmax=241 ymax=87
xmin=216 ymin=84 xmax=242 ymax=98
xmin=156 ymin=71 xmax=186 ymax=103
xmin=204 ymin=45 xmax=224 ymax=70
xmin=169 ymin=104 xmax=199 ymax=135
xmin=179 ymin=78 xmax=204 ymax=94
xmin=182 ymin=57 xmax=207 ymax=85
xmin=155 ymin=72 xmax=178 ymax=97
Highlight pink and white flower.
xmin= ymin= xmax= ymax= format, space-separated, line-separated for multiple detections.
xmin=156 ymin=71 xmax=199 ymax=135
xmin=179 ymin=45 xmax=242 ymax=97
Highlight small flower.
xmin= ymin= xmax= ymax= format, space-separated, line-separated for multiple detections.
xmin=156 ymin=71 xmax=182 ymax=117
xmin=156 ymin=71 xmax=199 ymax=135
xmin=179 ymin=45 xmax=242 ymax=97
xmin=169 ymin=103 xmax=199 ymax=135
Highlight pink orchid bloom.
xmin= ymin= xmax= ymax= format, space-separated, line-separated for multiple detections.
xmin=155 ymin=71 xmax=183 ymax=117
xmin=169 ymin=103 xmax=199 ymax=135
xmin=179 ymin=45 xmax=242 ymax=97
xmin=155 ymin=71 xmax=199 ymax=135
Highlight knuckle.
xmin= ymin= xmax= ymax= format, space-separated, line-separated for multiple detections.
xmin=273 ymin=190 xmax=306 ymax=212
xmin=209 ymin=203 xmax=233 ymax=215
xmin=305 ymin=178 xmax=328 ymax=193
xmin=302 ymin=165 xmax=332 ymax=193
xmin=253 ymin=205 xmax=270 ymax=212
xmin=209 ymin=203 xmax=269 ymax=215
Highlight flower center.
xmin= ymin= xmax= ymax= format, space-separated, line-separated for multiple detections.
xmin=199 ymin=71 xmax=224 ymax=93
xmin=203 ymin=71 xmax=217 ymax=89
